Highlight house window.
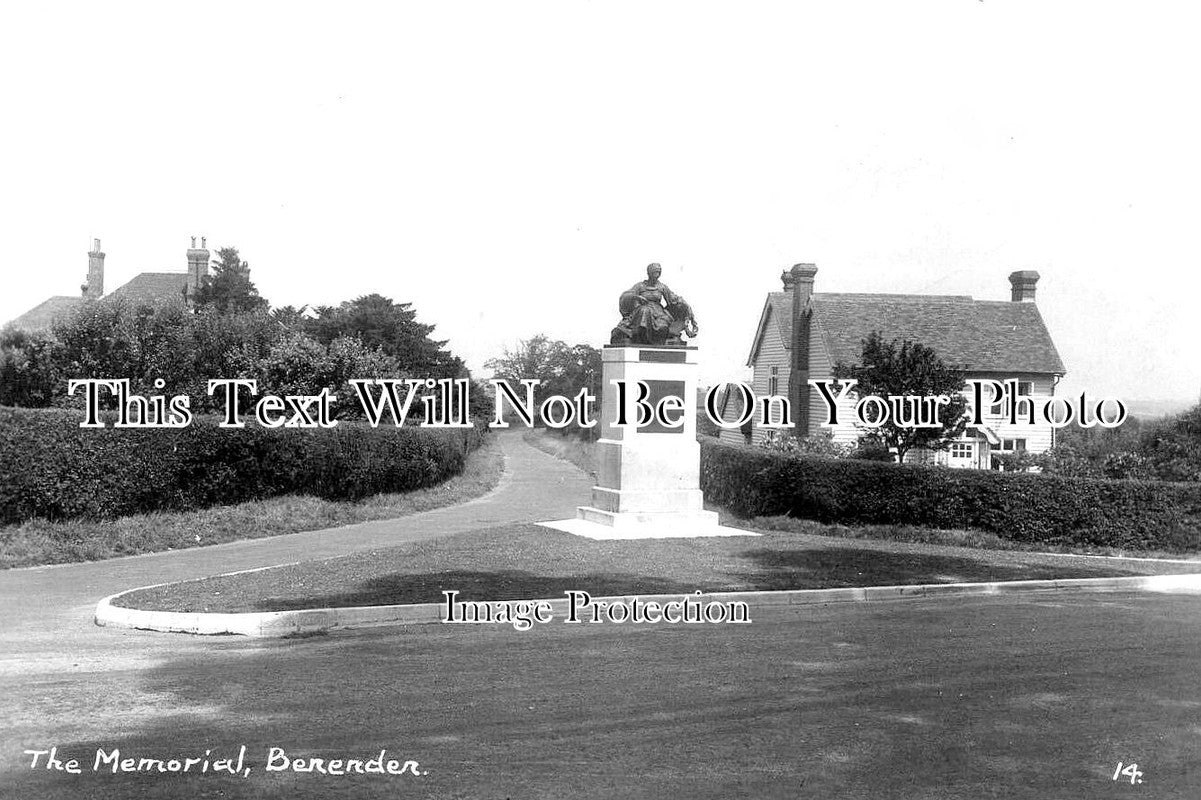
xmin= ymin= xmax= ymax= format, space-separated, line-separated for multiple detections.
xmin=950 ymin=442 xmax=974 ymax=460
xmin=998 ymin=438 xmax=1027 ymax=453
xmin=768 ymin=366 xmax=779 ymax=397
xmin=989 ymin=380 xmax=1033 ymax=415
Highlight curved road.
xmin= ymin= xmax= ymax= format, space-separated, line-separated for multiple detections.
xmin=4 ymin=432 xmax=1201 ymax=799
xmin=0 ymin=430 xmax=592 ymax=653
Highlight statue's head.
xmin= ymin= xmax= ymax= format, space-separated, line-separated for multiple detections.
xmin=646 ymin=263 xmax=662 ymax=280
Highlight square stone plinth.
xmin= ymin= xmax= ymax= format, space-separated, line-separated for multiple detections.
xmin=538 ymin=345 xmax=754 ymax=539
xmin=590 ymin=346 xmax=701 ymax=506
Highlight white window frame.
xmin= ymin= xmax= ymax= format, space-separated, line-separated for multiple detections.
xmin=950 ymin=441 xmax=974 ymax=460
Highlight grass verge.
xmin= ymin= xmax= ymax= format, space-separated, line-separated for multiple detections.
xmin=523 ymin=430 xmax=596 ymax=477
xmin=744 ymin=516 xmax=1201 ymax=561
xmin=0 ymin=436 xmax=504 ymax=570
xmin=118 ymin=522 xmax=1201 ymax=614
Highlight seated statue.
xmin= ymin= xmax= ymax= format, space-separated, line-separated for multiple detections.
xmin=610 ymin=263 xmax=699 ymax=346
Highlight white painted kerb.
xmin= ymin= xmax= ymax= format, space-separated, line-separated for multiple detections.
xmin=95 ymin=573 xmax=1201 ymax=638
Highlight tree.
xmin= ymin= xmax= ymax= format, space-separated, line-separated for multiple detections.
xmin=304 ymin=294 xmax=464 ymax=379
xmin=1139 ymin=404 xmax=1201 ymax=482
xmin=833 ymin=331 xmax=968 ymax=463
xmin=485 ymin=335 xmax=601 ymax=398
xmin=51 ymin=295 xmax=150 ymax=395
xmin=1039 ymin=415 xmax=1148 ymax=479
xmin=0 ymin=326 xmax=60 ymax=407
xmin=271 ymin=304 xmax=312 ymax=330
xmin=42 ymin=295 xmax=286 ymax=412
xmin=193 ymin=247 xmax=268 ymax=314
xmin=254 ymin=332 xmax=400 ymax=418
xmin=484 ymin=335 xmax=601 ymax=432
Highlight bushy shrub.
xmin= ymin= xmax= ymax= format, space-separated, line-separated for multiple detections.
xmin=0 ymin=327 xmax=59 ymax=407
xmin=700 ymin=438 xmax=1201 ymax=551
xmin=759 ymin=430 xmax=852 ymax=458
xmin=991 ymin=450 xmax=1043 ymax=473
xmin=0 ymin=406 xmax=484 ymax=524
xmin=1101 ymin=450 xmax=1153 ymax=480
xmin=1036 ymin=444 xmax=1101 ymax=478
xmin=1041 ymin=407 xmax=1201 ymax=483
xmin=697 ymin=411 xmax=721 ymax=439
xmin=849 ymin=434 xmax=895 ymax=462
xmin=5 ymin=298 xmax=479 ymax=422
xmin=1139 ymin=405 xmax=1201 ymax=483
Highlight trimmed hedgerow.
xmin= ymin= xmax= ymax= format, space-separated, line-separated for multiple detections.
xmin=0 ymin=406 xmax=485 ymax=524
xmin=700 ymin=439 xmax=1201 ymax=552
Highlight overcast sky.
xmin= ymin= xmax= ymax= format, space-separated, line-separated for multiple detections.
xmin=3 ymin=2 xmax=1198 ymax=406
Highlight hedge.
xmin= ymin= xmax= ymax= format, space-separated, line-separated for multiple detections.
xmin=700 ymin=439 xmax=1201 ymax=552
xmin=0 ymin=406 xmax=485 ymax=524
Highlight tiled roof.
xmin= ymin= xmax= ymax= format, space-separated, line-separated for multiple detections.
xmin=6 ymin=296 xmax=83 ymax=332
xmin=756 ymin=290 xmax=1065 ymax=375
xmin=108 ymin=272 xmax=188 ymax=304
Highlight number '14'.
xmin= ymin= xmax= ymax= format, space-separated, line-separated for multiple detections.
xmin=1113 ymin=762 xmax=1144 ymax=785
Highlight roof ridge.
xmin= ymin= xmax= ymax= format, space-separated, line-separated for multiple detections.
xmin=815 ymin=292 xmax=975 ymax=302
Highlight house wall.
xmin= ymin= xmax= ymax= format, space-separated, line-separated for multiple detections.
xmin=718 ymin=305 xmax=792 ymax=446
xmin=716 ymin=389 xmax=751 ymax=446
xmin=965 ymin=371 xmax=1058 ymax=455
xmin=732 ymin=291 xmax=1063 ymax=469
xmin=805 ymin=315 xmax=861 ymax=446
xmin=812 ymin=369 xmax=1059 ymax=467
xmin=747 ymin=306 xmax=790 ymax=446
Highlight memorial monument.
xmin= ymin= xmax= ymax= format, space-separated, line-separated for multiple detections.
xmin=542 ymin=264 xmax=752 ymax=540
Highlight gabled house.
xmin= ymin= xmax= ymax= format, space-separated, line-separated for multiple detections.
xmin=7 ymin=238 xmax=214 ymax=333
xmin=720 ymin=264 xmax=1067 ymax=469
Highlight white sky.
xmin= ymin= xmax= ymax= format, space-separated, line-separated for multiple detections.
xmin=3 ymin=2 xmax=1198 ymax=405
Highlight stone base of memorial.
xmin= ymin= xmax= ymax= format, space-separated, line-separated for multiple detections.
xmin=540 ymin=345 xmax=756 ymax=540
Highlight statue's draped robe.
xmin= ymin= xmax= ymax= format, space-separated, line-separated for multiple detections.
xmin=624 ymin=280 xmax=681 ymax=342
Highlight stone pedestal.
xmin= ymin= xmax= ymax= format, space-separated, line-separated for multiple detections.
xmin=540 ymin=345 xmax=759 ymax=539
xmin=578 ymin=345 xmax=719 ymax=535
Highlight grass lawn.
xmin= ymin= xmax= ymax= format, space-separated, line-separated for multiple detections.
xmin=117 ymin=522 xmax=1201 ymax=614
xmin=0 ymin=436 xmax=504 ymax=569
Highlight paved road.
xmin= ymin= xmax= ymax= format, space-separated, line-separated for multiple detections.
xmin=0 ymin=430 xmax=592 ymax=653
xmin=5 ymin=593 xmax=1201 ymax=799
xmin=4 ymin=433 xmax=1201 ymax=799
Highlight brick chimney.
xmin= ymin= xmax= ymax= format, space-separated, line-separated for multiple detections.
xmin=186 ymin=236 xmax=210 ymax=302
xmin=780 ymin=268 xmax=797 ymax=292
xmin=1009 ymin=270 xmax=1039 ymax=302
xmin=787 ymin=263 xmax=818 ymax=437
xmin=82 ymin=238 xmax=104 ymax=299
